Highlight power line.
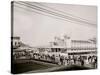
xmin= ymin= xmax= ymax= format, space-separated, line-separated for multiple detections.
xmin=14 ymin=1 xmax=96 ymax=26
xmin=34 ymin=2 xmax=96 ymax=25
xmin=15 ymin=1 xmax=88 ymax=25
xmin=14 ymin=4 xmax=74 ymax=23
xmin=14 ymin=2 xmax=81 ymax=24
xmin=21 ymin=1 xmax=96 ymax=26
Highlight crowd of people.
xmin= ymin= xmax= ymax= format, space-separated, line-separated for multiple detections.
xmin=13 ymin=50 xmax=97 ymax=69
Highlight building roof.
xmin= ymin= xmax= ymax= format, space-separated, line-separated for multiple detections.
xmin=11 ymin=36 xmax=20 ymax=40
xmin=71 ymin=40 xmax=91 ymax=43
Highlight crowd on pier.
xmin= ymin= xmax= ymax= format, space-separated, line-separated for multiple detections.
xmin=13 ymin=49 xmax=97 ymax=68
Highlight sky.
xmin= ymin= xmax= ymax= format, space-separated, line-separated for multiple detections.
xmin=13 ymin=2 xmax=97 ymax=47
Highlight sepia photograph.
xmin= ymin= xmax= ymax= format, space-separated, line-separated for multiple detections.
xmin=11 ymin=1 xmax=97 ymax=74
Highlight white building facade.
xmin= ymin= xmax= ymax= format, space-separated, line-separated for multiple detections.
xmin=49 ymin=35 xmax=97 ymax=57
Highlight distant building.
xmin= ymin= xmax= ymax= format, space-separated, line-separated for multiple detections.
xmin=71 ymin=40 xmax=96 ymax=50
xmin=11 ymin=36 xmax=21 ymax=49
xmin=49 ymin=35 xmax=97 ymax=56
xmin=50 ymin=35 xmax=71 ymax=48
xmin=68 ymin=39 xmax=97 ymax=56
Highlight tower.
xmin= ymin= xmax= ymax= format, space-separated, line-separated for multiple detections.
xmin=64 ymin=35 xmax=71 ymax=49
